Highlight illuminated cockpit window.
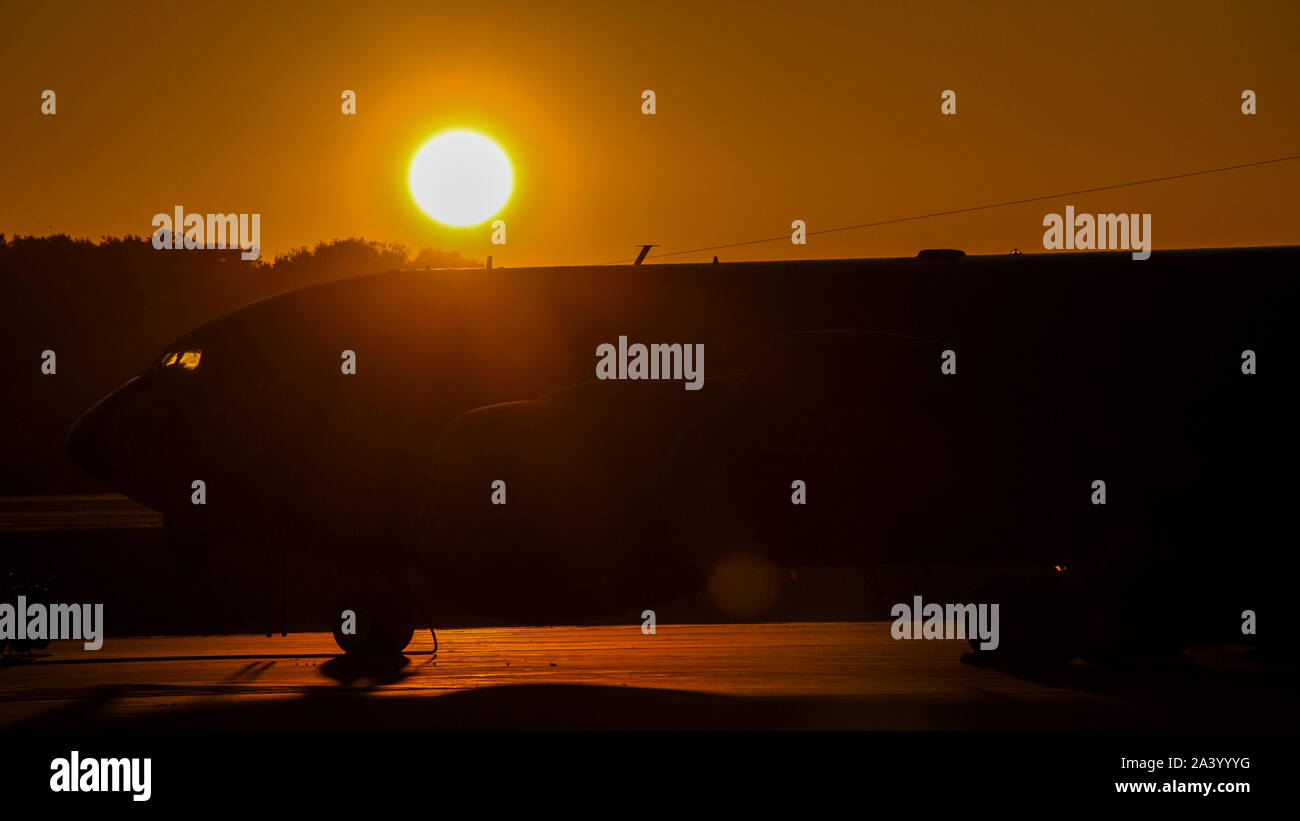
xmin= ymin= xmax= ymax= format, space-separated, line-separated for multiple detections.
xmin=158 ymin=349 xmax=202 ymax=371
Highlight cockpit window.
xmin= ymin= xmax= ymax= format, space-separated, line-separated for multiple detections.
xmin=155 ymin=348 xmax=202 ymax=371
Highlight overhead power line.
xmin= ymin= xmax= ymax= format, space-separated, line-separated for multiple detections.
xmin=597 ymin=153 xmax=1300 ymax=265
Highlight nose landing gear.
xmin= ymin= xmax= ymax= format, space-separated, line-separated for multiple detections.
xmin=332 ymin=588 xmax=417 ymax=656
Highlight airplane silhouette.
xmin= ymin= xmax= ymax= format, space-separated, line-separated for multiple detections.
xmin=67 ymin=247 xmax=1298 ymax=657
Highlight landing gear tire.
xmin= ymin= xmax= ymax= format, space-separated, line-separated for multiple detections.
xmin=332 ymin=590 xmax=415 ymax=656
xmin=1078 ymin=587 xmax=1190 ymax=667
xmin=967 ymin=574 xmax=1082 ymax=665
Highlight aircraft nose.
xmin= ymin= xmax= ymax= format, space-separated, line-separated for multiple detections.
xmin=66 ymin=381 xmax=134 ymax=483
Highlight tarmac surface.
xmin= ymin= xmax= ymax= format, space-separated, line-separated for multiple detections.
xmin=2 ymin=623 xmax=1295 ymax=731
xmin=1 ymin=496 xmax=1295 ymax=731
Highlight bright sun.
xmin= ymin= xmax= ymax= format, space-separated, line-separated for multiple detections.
xmin=409 ymin=131 xmax=513 ymax=227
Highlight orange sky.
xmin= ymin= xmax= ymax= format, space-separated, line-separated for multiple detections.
xmin=2 ymin=0 xmax=1298 ymax=266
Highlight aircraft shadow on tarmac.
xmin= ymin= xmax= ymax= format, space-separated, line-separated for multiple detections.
xmin=7 ymin=648 xmax=1298 ymax=732
xmin=960 ymin=651 xmax=1298 ymax=706
xmin=317 ymin=652 xmax=416 ymax=686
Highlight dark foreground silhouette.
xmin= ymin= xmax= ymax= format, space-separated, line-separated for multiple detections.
xmin=42 ymin=247 xmax=1300 ymax=657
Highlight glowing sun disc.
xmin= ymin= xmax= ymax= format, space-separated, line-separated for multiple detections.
xmin=409 ymin=131 xmax=513 ymax=227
